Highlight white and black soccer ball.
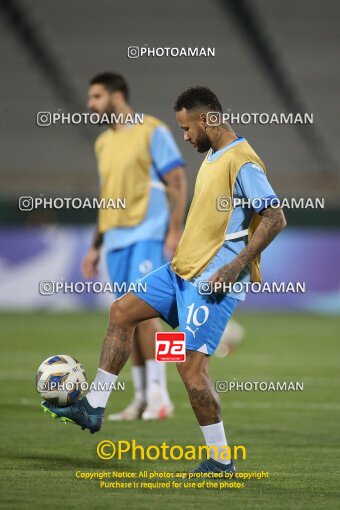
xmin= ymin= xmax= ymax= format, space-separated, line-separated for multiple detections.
xmin=36 ymin=354 xmax=87 ymax=406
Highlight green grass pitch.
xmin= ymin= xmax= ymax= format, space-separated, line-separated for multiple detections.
xmin=0 ymin=311 xmax=339 ymax=509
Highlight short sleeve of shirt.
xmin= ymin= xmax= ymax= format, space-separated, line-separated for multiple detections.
xmin=235 ymin=162 xmax=280 ymax=213
xmin=150 ymin=126 xmax=185 ymax=177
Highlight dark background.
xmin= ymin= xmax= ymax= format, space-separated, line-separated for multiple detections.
xmin=0 ymin=0 xmax=339 ymax=227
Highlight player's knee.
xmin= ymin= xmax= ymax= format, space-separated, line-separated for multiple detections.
xmin=177 ymin=360 xmax=200 ymax=384
xmin=109 ymin=300 xmax=129 ymax=327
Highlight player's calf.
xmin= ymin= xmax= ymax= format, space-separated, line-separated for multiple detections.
xmin=177 ymin=350 xmax=233 ymax=470
xmin=177 ymin=351 xmax=221 ymax=425
xmin=98 ymin=300 xmax=136 ymax=374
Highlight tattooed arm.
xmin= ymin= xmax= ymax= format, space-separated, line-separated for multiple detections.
xmin=210 ymin=207 xmax=287 ymax=290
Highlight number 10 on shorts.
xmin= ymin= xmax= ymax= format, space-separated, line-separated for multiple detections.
xmin=155 ymin=332 xmax=186 ymax=362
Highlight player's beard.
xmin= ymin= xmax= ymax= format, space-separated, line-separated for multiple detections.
xmin=194 ymin=131 xmax=211 ymax=153
xmin=91 ymin=104 xmax=116 ymax=125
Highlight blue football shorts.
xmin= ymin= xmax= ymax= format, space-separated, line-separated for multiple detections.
xmin=106 ymin=240 xmax=166 ymax=298
xmin=131 ymin=262 xmax=238 ymax=355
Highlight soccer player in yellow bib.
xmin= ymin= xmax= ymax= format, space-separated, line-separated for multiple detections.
xmin=81 ymin=73 xmax=187 ymax=420
xmin=43 ymin=87 xmax=286 ymax=476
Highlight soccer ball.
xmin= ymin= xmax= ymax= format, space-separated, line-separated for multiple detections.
xmin=36 ymin=354 xmax=87 ymax=406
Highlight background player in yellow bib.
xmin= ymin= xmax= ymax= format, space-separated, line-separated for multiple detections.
xmin=81 ymin=73 xmax=187 ymax=420
xmin=43 ymin=86 xmax=286 ymax=475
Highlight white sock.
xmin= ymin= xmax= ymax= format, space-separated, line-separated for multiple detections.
xmin=200 ymin=421 xmax=231 ymax=465
xmin=86 ymin=368 xmax=118 ymax=409
xmin=131 ymin=365 xmax=146 ymax=404
xmin=159 ymin=362 xmax=171 ymax=403
xmin=145 ymin=359 xmax=170 ymax=403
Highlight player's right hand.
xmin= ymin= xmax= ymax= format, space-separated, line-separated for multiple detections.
xmin=81 ymin=247 xmax=100 ymax=279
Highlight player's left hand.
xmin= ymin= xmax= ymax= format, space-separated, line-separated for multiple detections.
xmin=164 ymin=228 xmax=182 ymax=260
xmin=210 ymin=261 xmax=242 ymax=293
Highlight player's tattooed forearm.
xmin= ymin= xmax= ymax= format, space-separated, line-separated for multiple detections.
xmin=217 ymin=263 xmax=241 ymax=284
xmin=261 ymin=206 xmax=286 ymax=233
xmin=247 ymin=207 xmax=286 ymax=256
xmin=233 ymin=207 xmax=286 ymax=271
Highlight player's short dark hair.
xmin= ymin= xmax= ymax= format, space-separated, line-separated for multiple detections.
xmin=174 ymin=86 xmax=222 ymax=113
xmin=89 ymin=72 xmax=129 ymax=101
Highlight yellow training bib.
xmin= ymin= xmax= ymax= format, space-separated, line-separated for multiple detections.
xmin=95 ymin=115 xmax=164 ymax=233
xmin=171 ymin=140 xmax=266 ymax=282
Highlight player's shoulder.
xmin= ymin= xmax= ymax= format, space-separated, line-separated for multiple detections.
xmin=239 ymin=162 xmax=265 ymax=174
xmin=232 ymin=139 xmax=257 ymax=158
xmin=233 ymin=139 xmax=266 ymax=174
